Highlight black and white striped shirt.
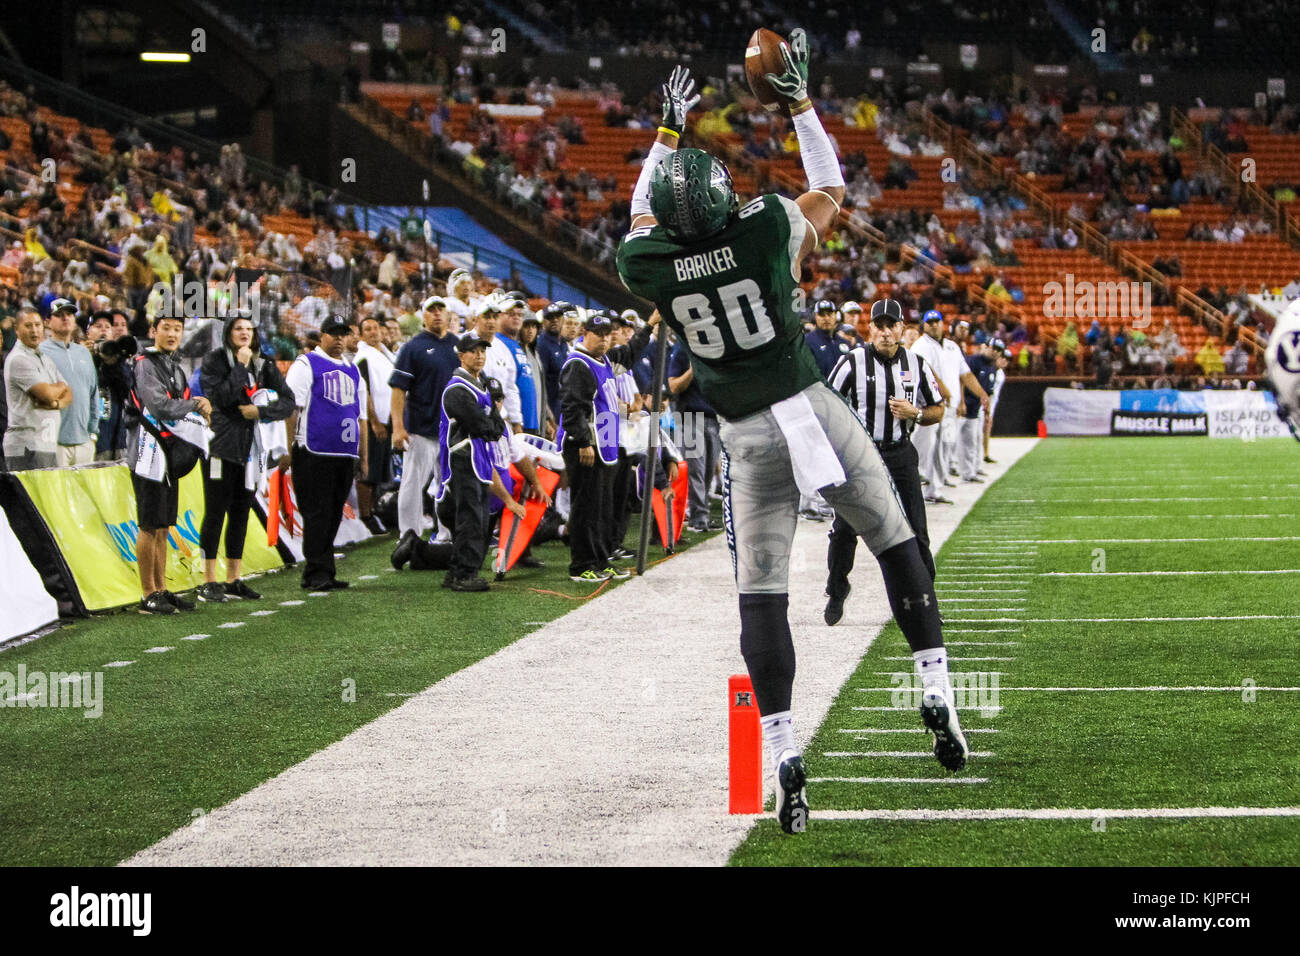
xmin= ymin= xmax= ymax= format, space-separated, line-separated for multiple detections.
xmin=829 ymin=345 xmax=942 ymax=446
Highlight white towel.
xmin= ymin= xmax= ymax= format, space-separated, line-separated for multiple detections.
xmin=769 ymin=391 xmax=846 ymax=496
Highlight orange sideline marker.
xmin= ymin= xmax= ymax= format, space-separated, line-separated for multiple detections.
xmin=729 ymin=674 xmax=762 ymax=814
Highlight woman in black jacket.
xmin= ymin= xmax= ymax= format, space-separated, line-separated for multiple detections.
xmin=197 ymin=314 xmax=294 ymax=602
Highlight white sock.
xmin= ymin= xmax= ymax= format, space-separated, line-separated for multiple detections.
xmin=913 ymin=647 xmax=954 ymax=704
xmin=761 ymin=710 xmax=798 ymax=769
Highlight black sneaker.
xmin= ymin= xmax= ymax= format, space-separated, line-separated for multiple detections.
xmin=920 ymin=691 xmax=970 ymax=772
xmin=823 ymin=582 xmax=850 ymax=626
xmin=196 ymin=582 xmax=228 ymax=604
xmin=363 ymin=515 xmax=388 ymax=535
xmin=225 ymin=579 xmax=261 ymax=600
xmin=391 ymin=530 xmax=418 ymax=570
xmin=449 ymin=574 xmax=489 ymax=592
xmin=139 ymin=591 xmax=177 ymax=615
xmin=516 ymin=553 xmax=545 ymax=569
xmin=798 ymin=508 xmax=825 ymax=523
xmin=441 ymin=571 xmax=456 ymax=589
xmin=164 ymin=590 xmax=197 ymax=612
xmin=319 ymin=579 xmax=350 ymax=591
xmin=776 ymin=754 xmax=809 ymax=834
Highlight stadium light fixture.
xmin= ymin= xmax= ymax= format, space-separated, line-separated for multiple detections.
xmin=139 ymin=52 xmax=191 ymax=63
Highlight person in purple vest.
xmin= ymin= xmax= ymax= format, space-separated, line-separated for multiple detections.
xmin=557 ymin=308 xmax=657 ymax=583
xmin=284 ymin=316 xmax=369 ymax=591
xmin=436 ymin=335 xmax=509 ymax=591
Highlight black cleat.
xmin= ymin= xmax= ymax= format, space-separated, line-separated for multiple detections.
xmin=776 ymin=754 xmax=809 ymax=834
xmin=823 ymin=583 xmax=850 ymax=626
xmin=920 ymin=692 xmax=970 ymax=772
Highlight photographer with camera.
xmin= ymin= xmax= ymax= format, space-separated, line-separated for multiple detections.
xmin=85 ymin=309 xmax=138 ymax=461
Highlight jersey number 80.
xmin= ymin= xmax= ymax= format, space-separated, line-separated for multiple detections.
xmin=671 ymin=278 xmax=775 ymax=360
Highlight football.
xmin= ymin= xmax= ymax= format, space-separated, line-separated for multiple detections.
xmin=745 ymin=28 xmax=791 ymax=114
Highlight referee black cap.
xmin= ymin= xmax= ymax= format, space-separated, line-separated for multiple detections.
xmin=870 ymin=298 xmax=904 ymax=325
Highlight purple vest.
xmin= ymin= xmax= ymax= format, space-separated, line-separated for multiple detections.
xmin=305 ymin=352 xmax=361 ymax=457
xmin=555 ymin=350 xmax=620 ymax=464
xmin=436 ymin=375 xmax=496 ymax=500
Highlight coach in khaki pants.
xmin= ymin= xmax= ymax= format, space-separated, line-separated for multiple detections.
xmin=39 ymin=299 xmax=100 ymax=466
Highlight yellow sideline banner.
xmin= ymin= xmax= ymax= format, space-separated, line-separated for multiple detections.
xmin=14 ymin=463 xmax=283 ymax=611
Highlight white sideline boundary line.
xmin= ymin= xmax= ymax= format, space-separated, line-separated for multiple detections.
xmin=811 ymin=807 xmax=1300 ymax=822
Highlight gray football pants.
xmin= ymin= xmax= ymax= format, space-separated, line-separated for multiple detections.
xmin=720 ymin=382 xmax=915 ymax=594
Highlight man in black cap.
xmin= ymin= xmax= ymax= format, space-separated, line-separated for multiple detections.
xmin=283 ymin=316 xmax=369 ymax=591
xmin=804 ymin=299 xmax=848 ymax=380
xmin=823 ymin=297 xmax=945 ymax=624
xmin=557 ymin=308 xmax=656 ymax=582
xmin=437 ymin=334 xmax=505 ymax=591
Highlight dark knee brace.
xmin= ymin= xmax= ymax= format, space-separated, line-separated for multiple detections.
xmin=876 ymin=539 xmax=944 ymax=652
xmin=738 ymin=592 xmax=796 ymax=715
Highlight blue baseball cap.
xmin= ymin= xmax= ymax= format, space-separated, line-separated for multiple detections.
xmin=922 ymin=309 xmax=944 ymax=323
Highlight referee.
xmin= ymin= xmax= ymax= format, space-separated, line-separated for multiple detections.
xmin=823 ymin=298 xmax=944 ymax=625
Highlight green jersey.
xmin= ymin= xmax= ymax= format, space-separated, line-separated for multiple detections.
xmin=616 ymin=193 xmax=823 ymax=420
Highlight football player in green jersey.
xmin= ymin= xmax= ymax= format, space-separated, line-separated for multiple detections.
xmin=616 ymin=34 xmax=968 ymax=834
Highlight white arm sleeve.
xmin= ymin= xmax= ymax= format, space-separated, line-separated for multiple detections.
xmin=792 ymin=107 xmax=844 ymax=192
xmin=630 ymin=141 xmax=676 ymax=218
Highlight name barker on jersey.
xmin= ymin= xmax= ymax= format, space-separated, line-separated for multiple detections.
xmin=673 ymin=245 xmax=738 ymax=283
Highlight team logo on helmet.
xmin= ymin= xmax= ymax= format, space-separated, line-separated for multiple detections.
xmin=649 ymin=148 xmax=738 ymax=242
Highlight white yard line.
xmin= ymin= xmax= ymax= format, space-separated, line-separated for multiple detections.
xmin=810 ymin=776 xmax=989 ymax=784
xmin=854 ymin=686 xmax=1300 ymax=693
xmin=964 ymin=614 xmax=1300 ymax=623
xmin=1001 ymin=496 xmax=1289 ymax=503
xmin=823 ymin=751 xmax=995 ymax=758
xmin=839 ymin=727 xmax=999 ymax=734
xmin=1042 ymin=569 xmax=1300 ymax=577
xmin=811 ymin=806 xmax=1300 ymax=822
xmin=1001 ymin=537 xmax=1300 ymax=544
xmin=854 ymin=705 xmax=1004 ymax=713
xmin=1037 ymin=514 xmax=1296 ymax=520
xmin=123 ymin=441 xmax=1038 ymax=867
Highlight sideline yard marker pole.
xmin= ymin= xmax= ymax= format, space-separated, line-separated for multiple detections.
xmin=729 ymin=674 xmax=762 ymax=814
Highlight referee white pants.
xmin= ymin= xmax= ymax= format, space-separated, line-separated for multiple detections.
xmin=913 ymin=418 xmax=941 ymax=493
xmin=397 ymin=434 xmax=440 ymax=537
xmin=958 ymin=411 xmax=984 ymax=480
xmin=938 ymin=406 xmax=959 ymax=479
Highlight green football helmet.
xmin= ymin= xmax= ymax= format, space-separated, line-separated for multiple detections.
xmin=649 ymin=147 xmax=739 ymax=242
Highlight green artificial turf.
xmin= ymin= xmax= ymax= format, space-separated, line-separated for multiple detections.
xmin=732 ymin=437 xmax=1300 ymax=865
xmin=0 ymin=511 xmax=719 ymax=866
